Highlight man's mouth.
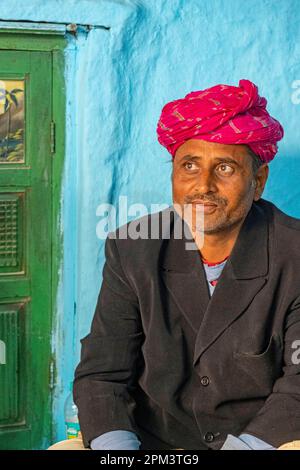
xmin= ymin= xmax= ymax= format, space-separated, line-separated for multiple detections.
xmin=190 ymin=200 xmax=218 ymax=213
xmin=190 ymin=200 xmax=218 ymax=206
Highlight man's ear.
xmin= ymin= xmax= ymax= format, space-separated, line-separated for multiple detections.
xmin=254 ymin=164 xmax=269 ymax=201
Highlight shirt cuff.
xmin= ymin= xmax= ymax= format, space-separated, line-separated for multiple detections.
xmin=220 ymin=434 xmax=253 ymax=450
xmin=238 ymin=433 xmax=276 ymax=450
xmin=90 ymin=430 xmax=141 ymax=450
xmin=221 ymin=433 xmax=276 ymax=450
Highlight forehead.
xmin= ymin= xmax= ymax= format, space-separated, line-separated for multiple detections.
xmin=174 ymin=139 xmax=251 ymax=165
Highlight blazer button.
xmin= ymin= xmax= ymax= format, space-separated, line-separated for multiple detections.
xmin=204 ymin=432 xmax=215 ymax=443
xmin=200 ymin=376 xmax=210 ymax=386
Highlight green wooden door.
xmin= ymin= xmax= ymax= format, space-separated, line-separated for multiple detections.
xmin=0 ymin=49 xmax=53 ymax=449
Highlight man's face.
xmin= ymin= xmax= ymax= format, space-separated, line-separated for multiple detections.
xmin=172 ymin=139 xmax=268 ymax=234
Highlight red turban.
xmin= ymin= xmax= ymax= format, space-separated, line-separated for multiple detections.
xmin=156 ymin=79 xmax=284 ymax=163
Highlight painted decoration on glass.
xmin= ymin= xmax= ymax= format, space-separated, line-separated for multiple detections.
xmin=0 ymin=80 xmax=24 ymax=163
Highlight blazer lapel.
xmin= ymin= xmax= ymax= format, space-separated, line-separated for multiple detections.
xmin=158 ymin=200 xmax=270 ymax=366
xmin=193 ymin=200 xmax=270 ymax=366
xmin=159 ymin=206 xmax=211 ymax=334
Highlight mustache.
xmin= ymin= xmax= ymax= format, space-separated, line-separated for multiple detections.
xmin=184 ymin=195 xmax=226 ymax=205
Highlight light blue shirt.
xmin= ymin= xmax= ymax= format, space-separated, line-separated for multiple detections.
xmin=90 ymin=430 xmax=276 ymax=450
xmin=90 ymin=430 xmax=141 ymax=450
xmin=90 ymin=259 xmax=276 ymax=450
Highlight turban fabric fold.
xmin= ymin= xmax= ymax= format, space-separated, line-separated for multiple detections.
xmin=156 ymin=79 xmax=284 ymax=163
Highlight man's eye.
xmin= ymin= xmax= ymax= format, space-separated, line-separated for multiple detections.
xmin=217 ymin=163 xmax=234 ymax=175
xmin=183 ymin=162 xmax=198 ymax=170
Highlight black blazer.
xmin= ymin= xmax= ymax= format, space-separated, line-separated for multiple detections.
xmin=73 ymin=198 xmax=300 ymax=450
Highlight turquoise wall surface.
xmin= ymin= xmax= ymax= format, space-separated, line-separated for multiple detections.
xmin=0 ymin=0 xmax=299 ymax=446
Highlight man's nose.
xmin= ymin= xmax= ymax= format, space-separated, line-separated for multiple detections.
xmin=195 ymin=168 xmax=217 ymax=194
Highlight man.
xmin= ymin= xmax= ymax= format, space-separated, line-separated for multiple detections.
xmin=73 ymin=79 xmax=300 ymax=450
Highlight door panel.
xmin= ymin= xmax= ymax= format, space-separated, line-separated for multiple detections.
xmin=0 ymin=50 xmax=52 ymax=449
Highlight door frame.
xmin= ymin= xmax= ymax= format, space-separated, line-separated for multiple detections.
xmin=0 ymin=28 xmax=66 ymax=448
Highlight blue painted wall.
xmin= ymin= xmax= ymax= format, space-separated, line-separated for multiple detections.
xmin=0 ymin=0 xmax=299 ymax=447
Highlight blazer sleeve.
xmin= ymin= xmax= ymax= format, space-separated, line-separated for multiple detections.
xmin=73 ymin=233 xmax=145 ymax=448
xmin=240 ymin=295 xmax=300 ymax=447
